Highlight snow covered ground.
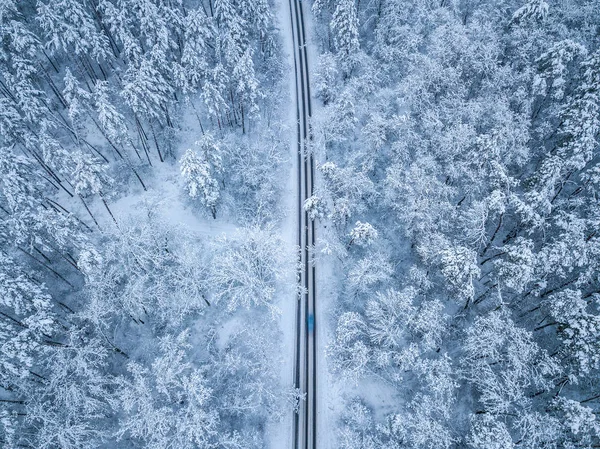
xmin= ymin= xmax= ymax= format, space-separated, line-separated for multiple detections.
xmin=266 ymin=0 xmax=300 ymax=447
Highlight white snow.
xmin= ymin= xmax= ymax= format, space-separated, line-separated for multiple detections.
xmin=265 ymin=0 xmax=301 ymax=448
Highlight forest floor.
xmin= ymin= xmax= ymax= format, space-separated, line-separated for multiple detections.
xmin=267 ymin=0 xmax=299 ymax=447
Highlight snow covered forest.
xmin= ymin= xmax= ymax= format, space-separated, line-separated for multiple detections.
xmin=0 ymin=0 xmax=293 ymax=447
xmin=310 ymin=0 xmax=600 ymax=447
xmin=2 ymin=0 xmax=600 ymax=447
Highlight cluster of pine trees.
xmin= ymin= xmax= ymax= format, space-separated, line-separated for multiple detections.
xmin=309 ymin=0 xmax=600 ymax=447
xmin=1 ymin=0 xmax=292 ymax=447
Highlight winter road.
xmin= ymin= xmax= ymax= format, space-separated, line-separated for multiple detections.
xmin=288 ymin=0 xmax=317 ymax=448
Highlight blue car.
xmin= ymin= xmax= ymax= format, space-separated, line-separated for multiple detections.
xmin=307 ymin=314 xmax=314 ymax=332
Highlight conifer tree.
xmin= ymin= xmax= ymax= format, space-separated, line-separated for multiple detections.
xmin=330 ymin=0 xmax=360 ymax=71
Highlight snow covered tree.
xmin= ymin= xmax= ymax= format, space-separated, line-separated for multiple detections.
xmin=549 ymin=289 xmax=600 ymax=376
xmin=238 ymin=0 xmax=272 ymax=45
xmin=215 ymin=0 xmax=247 ymax=68
xmin=113 ymin=331 xmax=219 ymax=448
xmin=0 ymin=252 xmax=55 ymax=384
xmin=232 ymin=48 xmax=261 ymax=126
xmin=366 ymin=287 xmax=446 ymax=353
xmin=535 ymin=40 xmax=587 ymax=100
xmin=405 ymin=393 xmax=456 ymax=449
xmin=347 ymin=252 xmax=393 ymax=296
xmin=25 ymin=332 xmax=111 ymax=449
xmin=225 ymin=135 xmax=286 ymax=221
xmin=129 ymin=0 xmax=182 ymax=54
xmin=63 ymin=69 xmax=92 ymax=127
xmin=514 ymin=412 xmax=561 ymax=449
xmin=330 ymin=0 xmax=360 ymax=71
xmin=348 ymin=221 xmax=378 ymax=247
xmin=494 ymin=237 xmax=535 ymax=293
xmin=314 ymin=52 xmax=339 ymax=104
xmin=362 ymin=112 xmax=388 ymax=153
xmin=324 ymin=92 xmax=359 ymax=142
xmin=338 ymin=400 xmax=380 ymax=449
xmin=97 ymin=0 xmax=142 ymax=64
xmin=36 ymin=0 xmax=110 ymax=61
xmin=0 ymin=148 xmax=42 ymax=243
xmin=180 ymin=135 xmax=223 ymax=219
xmin=85 ymin=218 xmax=211 ymax=327
xmin=366 ymin=288 xmax=416 ymax=349
xmin=466 ymin=414 xmax=514 ymax=449
xmin=462 ymin=310 xmax=559 ymax=417
xmin=122 ymin=56 xmax=173 ymax=124
xmin=440 ymin=245 xmax=480 ymax=306
xmin=71 ymin=151 xmax=109 ymax=197
xmin=557 ymin=49 xmax=600 ymax=171
xmin=385 ymin=157 xmax=455 ymax=240
xmin=201 ymin=63 xmax=230 ymax=125
xmin=94 ymin=81 xmax=128 ymax=144
xmin=304 ymin=195 xmax=326 ymax=221
xmin=209 ymin=227 xmax=286 ymax=312
xmin=208 ymin=318 xmax=286 ymax=430
xmin=511 ymin=0 xmax=549 ymax=24
xmin=319 ymin=161 xmax=375 ymax=224
xmin=329 ymin=312 xmax=371 ymax=382
xmin=553 ymin=397 xmax=600 ymax=446
xmin=177 ymin=9 xmax=214 ymax=93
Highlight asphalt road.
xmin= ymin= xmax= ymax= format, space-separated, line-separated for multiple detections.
xmin=288 ymin=0 xmax=316 ymax=448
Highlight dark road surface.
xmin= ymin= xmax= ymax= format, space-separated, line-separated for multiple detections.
xmin=288 ymin=0 xmax=316 ymax=448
